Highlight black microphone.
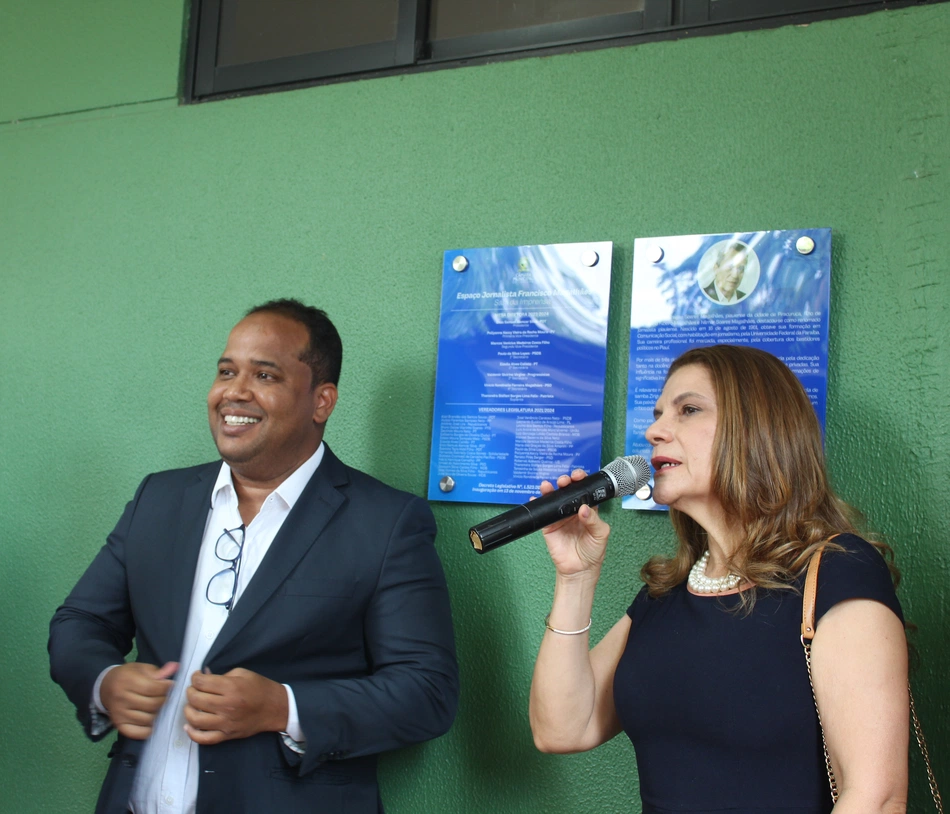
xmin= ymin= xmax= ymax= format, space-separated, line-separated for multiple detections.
xmin=469 ymin=455 xmax=651 ymax=554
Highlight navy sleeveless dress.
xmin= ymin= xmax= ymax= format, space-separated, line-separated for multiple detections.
xmin=612 ymin=534 xmax=902 ymax=814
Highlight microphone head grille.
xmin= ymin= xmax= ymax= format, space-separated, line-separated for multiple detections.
xmin=603 ymin=455 xmax=651 ymax=497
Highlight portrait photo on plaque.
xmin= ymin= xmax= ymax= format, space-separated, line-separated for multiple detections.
xmin=428 ymin=242 xmax=613 ymax=505
xmin=625 ymin=229 xmax=831 ymax=511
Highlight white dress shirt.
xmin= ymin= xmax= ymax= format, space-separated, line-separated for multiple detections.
xmin=94 ymin=444 xmax=324 ymax=814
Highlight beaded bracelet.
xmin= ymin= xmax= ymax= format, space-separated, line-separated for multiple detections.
xmin=544 ymin=614 xmax=592 ymax=635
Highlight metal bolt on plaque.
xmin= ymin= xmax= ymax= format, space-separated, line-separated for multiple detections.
xmin=580 ymin=250 xmax=599 ymax=267
xmin=650 ymin=246 xmax=665 ymax=263
xmin=635 ymin=482 xmax=653 ymax=501
xmin=796 ymin=237 xmax=815 ymax=255
xmin=439 ymin=476 xmax=456 ymax=493
xmin=452 ymin=256 xmax=469 ymax=272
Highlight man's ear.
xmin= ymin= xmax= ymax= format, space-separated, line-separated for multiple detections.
xmin=312 ymin=383 xmax=338 ymax=425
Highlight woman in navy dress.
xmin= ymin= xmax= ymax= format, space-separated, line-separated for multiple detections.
xmin=529 ymin=345 xmax=908 ymax=814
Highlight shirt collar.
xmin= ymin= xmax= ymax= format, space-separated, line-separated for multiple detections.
xmin=211 ymin=442 xmax=326 ymax=511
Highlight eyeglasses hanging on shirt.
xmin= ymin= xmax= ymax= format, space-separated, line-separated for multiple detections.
xmin=206 ymin=525 xmax=246 ymax=612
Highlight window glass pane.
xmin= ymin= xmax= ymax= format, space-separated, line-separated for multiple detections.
xmin=217 ymin=0 xmax=400 ymax=67
xmin=430 ymin=0 xmax=644 ymax=41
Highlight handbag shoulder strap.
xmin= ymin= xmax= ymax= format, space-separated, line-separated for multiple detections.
xmin=800 ymin=544 xmax=826 ymax=642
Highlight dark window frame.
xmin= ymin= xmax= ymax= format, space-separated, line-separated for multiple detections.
xmin=187 ymin=0 xmax=427 ymax=99
xmin=184 ymin=0 xmax=945 ymax=103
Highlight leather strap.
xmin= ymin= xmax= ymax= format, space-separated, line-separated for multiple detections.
xmin=800 ymin=545 xmax=824 ymax=642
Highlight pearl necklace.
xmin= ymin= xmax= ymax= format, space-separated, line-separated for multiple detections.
xmin=688 ymin=550 xmax=742 ymax=594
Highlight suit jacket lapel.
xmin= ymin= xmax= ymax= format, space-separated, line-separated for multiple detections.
xmin=204 ymin=447 xmax=349 ymax=665
xmin=166 ymin=464 xmax=218 ymax=654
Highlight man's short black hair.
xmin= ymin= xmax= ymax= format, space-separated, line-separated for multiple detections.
xmin=245 ymin=298 xmax=342 ymax=388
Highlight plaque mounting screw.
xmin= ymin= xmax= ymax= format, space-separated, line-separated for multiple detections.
xmin=581 ymin=250 xmax=599 ymax=267
xmin=796 ymin=237 xmax=815 ymax=255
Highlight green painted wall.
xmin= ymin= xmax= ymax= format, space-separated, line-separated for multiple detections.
xmin=1 ymin=4 xmax=948 ymax=812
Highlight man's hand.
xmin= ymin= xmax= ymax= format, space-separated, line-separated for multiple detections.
xmin=100 ymin=661 xmax=179 ymax=740
xmin=184 ymin=668 xmax=289 ymax=745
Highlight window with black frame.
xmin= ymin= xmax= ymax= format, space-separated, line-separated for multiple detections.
xmin=185 ymin=0 xmax=942 ymax=102
xmin=188 ymin=0 xmax=425 ymax=98
xmin=427 ymin=0 xmax=647 ymax=61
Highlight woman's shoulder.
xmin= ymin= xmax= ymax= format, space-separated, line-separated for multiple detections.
xmin=820 ymin=532 xmax=894 ymax=576
xmin=625 ymin=580 xmax=686 ymax=623
xmin=815 ymin=533 xmax=903 ymax=625
xmin=626 ymin=583 xmax=651 ymax=617
xmin=826 ymin=531 xmax=884 ymax=555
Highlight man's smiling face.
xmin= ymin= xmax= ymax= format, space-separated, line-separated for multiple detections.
xmin=207 ymin=312 xmax=334 ymax=483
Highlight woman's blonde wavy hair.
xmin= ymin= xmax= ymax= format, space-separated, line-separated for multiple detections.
xmin=641 ymin=345 xmax=896 ymax=610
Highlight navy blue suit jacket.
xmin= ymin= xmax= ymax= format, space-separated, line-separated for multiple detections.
xmin=49 ymin=445 xmax=458 ymax=814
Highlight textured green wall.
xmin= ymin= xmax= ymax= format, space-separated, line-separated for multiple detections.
xmin=1 ymin=5 xmax=948 ymax=812
xmin=0 ymin=0 xmax=184 ymax=123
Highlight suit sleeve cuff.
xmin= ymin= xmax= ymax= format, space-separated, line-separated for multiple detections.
xmin=281 ymin=684 xmax=306 ymax=754
xmin=90 ymin=665 xmax=120 ymax=737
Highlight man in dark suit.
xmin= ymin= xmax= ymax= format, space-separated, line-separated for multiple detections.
xmin=49 ymin=299 xmax=458 ymax=814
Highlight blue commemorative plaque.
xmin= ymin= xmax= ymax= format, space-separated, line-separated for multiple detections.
xmin=624 ymin=229 xmax=832 ymax=510
xmin=429 ymin=242 xmax=613 ymax=505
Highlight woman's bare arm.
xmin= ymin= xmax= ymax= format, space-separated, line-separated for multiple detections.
xmin=528 ymin=470 xmax=630 ymax=753
xmin=530 ymin=608 xmax=630 ymax=753
xmin=811 ymin=598 xmax=909 ymax=813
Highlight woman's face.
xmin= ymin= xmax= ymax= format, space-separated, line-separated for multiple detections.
xmin=645 ymin=364 xmax=720 ymax=516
